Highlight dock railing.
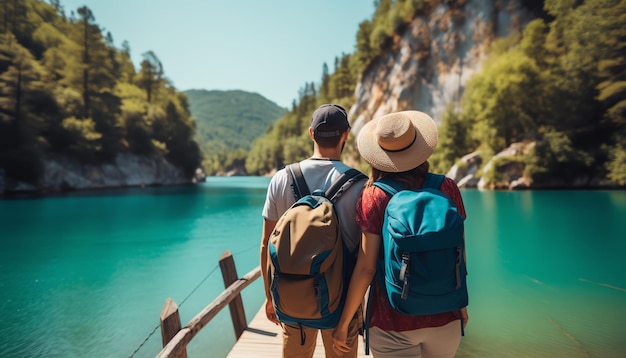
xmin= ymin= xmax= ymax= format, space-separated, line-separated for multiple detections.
xmin=156 ymin=250 xmax=261 ymax=358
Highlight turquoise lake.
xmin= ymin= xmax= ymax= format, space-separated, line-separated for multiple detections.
xmin=1 ymin=177 xmax=625 ymax=358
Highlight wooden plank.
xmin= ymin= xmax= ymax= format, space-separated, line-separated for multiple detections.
xmin=228 ymin=308 xmax=369 ymax=357
xmin=156 ymin=266 xmax=261 ymax=358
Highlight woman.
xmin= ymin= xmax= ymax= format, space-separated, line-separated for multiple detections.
xmin=332 ymin=110 xmax=469 ymax=357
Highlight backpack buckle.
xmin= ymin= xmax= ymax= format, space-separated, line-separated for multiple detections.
xmin=314 ymin=280 xmax=322 ymax=312
xmin=399 ymin=252 xmax=410 ymax=300
xmin=455 ymin=246 xmax=462 ymax=289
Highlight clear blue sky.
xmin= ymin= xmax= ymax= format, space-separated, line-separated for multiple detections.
xmin=59 ymin=0 xmax=375 ymax=108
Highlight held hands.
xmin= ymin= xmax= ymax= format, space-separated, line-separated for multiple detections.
xmin=331 ymin=325 xmax=350 ymax=356
xmin=265 ymin=299 xmax=280 ymax=325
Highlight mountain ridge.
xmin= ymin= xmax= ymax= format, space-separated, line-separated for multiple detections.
xmin=184 ymin=89 xmax=286 ymax=175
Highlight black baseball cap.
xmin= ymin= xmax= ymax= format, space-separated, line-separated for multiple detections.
xmin=311 ymin=104 xmax=350 ymax=138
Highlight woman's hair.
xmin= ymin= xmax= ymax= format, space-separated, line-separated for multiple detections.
xmin=367 ymin=161 xmax=430 ymax=189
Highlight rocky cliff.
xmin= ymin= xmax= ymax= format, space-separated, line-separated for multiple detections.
xmin=447 ymin=141 xmax=618 ymax=190
xmin=351 ymin=0 xmax=534 ymax=130
xmin=349 ymin=0 xmax=539 ymax=189
xmin=3 ymin=154 xmax=192 ymax=194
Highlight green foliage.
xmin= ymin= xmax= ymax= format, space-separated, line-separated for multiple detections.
xmin=353 ymin=20 xmax=374 ymax=74
xmin=122 ymin=110 xmax=155 ymax=155
xmin=430 ymin=104 xmax=475 ymax=174
xmin=519 ymin=19 xmax=548 ymax=64
xmin=60 ymin=116 xmax=102 ymax=158
xmin=0 ymin=32 xmax=52 ymax=182
xmin=481 ymin=155 xmax=524 ymax=187
xmin=525 ymin=129 xmax=593 ymax=182
xmin=352 ymin=0 xmax=429 ymax=73
xmin=606 ymin=139 xmax=626 ymax=185
xmin=136 ymin=51 xmax=163 ymax=103
xmin=447 ymin=0 xmax=626 ymax=186
xmin=543 ymin=0 xmax=578 ymax=18
xmin=246 ymin=136 xmax=282 ymax=176
xmin=151 ymin=99 xmax=201 ymax=177
xmin=0 ymin=0 xmax=201 ymax=184
xmin=463 ymin=49 xmax=544 ymax=152
xmin=61 ymin=116 xmax=102 ymax=141
xmin=245 ymin=49 xmax=364 ymax=175
xmin=283 ymin=135 xmax=312 ymax=165
xmin=218 ymin=148 xmax=248 ymax=174
xmin=243 ymin=0 xmax=626 ymax=187
xmin=596 ymin=1 xmax=626 ymax=178
xmin=184 ymin=89 xmax=286 ymax=175
xmin=245 ymin=73 xmax=339 ymax=175
xmin=244 ymin=0 xmax=626 ymax=187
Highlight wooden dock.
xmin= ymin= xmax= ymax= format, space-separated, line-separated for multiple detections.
xmin=156 ymin=251 xmax=369 ymax=357
xmin=227 ymin=307 xmax=369 ymax=357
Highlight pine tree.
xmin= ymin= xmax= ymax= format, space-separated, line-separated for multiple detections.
xmin=136 ymin=51 xmax=163 ymax=103
xmin=0 ymin=33 xmax=50 ymax=182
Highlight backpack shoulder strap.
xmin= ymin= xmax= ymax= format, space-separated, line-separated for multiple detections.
xmin=422 ymin=173 xmax=445 ymax=190
xmin=287 ymin=163 xmax=310 ymax=200
xmin=372 ymin=177 xmax=403 ymax=196
xmin=325 ymin=169 xmax=366 ymax=203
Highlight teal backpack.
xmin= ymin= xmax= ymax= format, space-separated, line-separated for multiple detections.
xmin=373 ymin=173 xmax=467 ymax=314
xmin=364 ymin=173 xmax=468 ymax=353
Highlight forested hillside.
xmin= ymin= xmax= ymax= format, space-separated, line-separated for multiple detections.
xmin=245 ymin=57 xmax=360 ymax=175
xmin=2 ymin=0 xmax=624 ymax=188
xmin=184 ymin=89 xmax=285 ymax=175
xmin=0 ymin=0 xmax=201 ymax=188
xmin=431 ymin=0 xmax=626 ymax=187
xmin=245 ymin=0 xmax=626 ymax=188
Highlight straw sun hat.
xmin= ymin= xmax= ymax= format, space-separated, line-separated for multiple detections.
xmin=357 ymin=110 xmax=438 ymax=172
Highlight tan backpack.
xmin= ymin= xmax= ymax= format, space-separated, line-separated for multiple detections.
xmin=266 ymin=163 xmax=365 ymax=331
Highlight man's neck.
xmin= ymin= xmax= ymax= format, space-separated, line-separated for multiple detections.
xmin=312 ymin=147 xmax=341 ymax=161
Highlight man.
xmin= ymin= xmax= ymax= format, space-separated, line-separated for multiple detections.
xmin=260 ymin=104 xmax=366 ymax=357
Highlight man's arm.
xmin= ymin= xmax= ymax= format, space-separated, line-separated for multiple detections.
xmin=260 ymin=218 xmax=279 ymax=325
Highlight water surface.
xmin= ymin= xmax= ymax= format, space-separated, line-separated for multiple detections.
xmin=1 ymin=180 xmax=624 ymax=357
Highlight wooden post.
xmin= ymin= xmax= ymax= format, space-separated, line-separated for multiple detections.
xmin=219 ymin=250 xmax=248 ymax=339
xmin=160 ymin=298 xmax=187 ymax=358
xmin=156 ymin=266 xmax=261 ymax=358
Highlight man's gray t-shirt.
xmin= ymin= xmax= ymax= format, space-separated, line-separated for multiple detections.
xmin=262 ymin=158 xmax=366 ymax=252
